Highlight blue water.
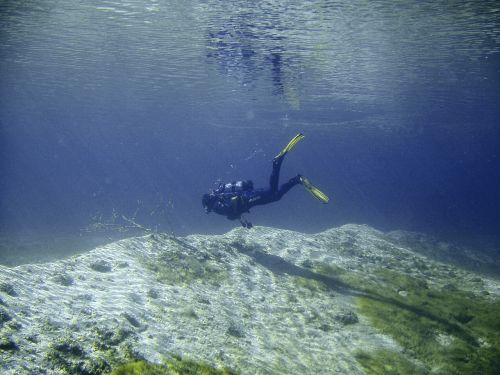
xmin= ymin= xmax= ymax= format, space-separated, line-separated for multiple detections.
xmin=1 ymin=0 xmax=499 ymax=261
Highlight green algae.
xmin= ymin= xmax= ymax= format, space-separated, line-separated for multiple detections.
xmin=314 ymin=263 xmax=346 ymax=277
xmin=310 ymin=260 xmax=500 ymax=374
xmin=0 ymin=332 xmax=18 ymax=352
xmin=111 ymin=357 xmax=237 ymax=375
xmin=43 ymin=326 xmax=139 ymax=375
xmin=112 ymin=361 xmax=165 ymax=375
xmin=144 ymin=252 xmax=228 ymax=286
xmin=354 ymin=349 xmax=426 ymax=375
xmin=292 ymin=276 xmax=327 ymax=293
xmin=351 ymin=269 xmax=499 ymax=374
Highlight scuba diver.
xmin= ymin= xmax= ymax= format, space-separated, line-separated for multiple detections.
xmin=202 ymin=133 xmax=329 ymax=228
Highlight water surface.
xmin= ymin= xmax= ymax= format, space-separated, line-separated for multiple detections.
xmin=1 ymin=0 xmax=499 ymax=263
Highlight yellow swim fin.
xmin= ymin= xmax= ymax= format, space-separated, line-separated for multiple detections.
xmin=300 ymin=176 xmax=329 ymax=204
xmin=275 ymin=133 xmax=305 ymax=159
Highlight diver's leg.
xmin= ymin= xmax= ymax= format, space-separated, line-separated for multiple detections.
xmin=269 ymin=155 xmax=284 ymax=193
xmin=270 ymin=133 xmax=304 ymax=192
xmin=246 ymin=175 xmax=300 ymax=210
xmin=275 ymin=175 xmax=301 ymax=200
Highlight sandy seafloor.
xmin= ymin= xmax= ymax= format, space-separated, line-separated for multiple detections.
xmin=1 ymin=224 xmax=499 ymax=374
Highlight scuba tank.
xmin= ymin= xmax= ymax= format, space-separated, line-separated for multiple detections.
xmin=215 ymin=180 xmax=254 ymax=194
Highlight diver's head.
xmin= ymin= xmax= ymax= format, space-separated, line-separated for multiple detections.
xmin=202 ymin=193 xmax=215 ymax=213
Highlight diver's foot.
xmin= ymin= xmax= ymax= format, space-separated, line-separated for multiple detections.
xmin=300 ymin=176 xmax=329 ymax=203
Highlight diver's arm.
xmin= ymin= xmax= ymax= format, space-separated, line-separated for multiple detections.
xmin=211 ymin=196 xmax=240 ymax=221
xmin=230 ymin=196 xmax=241 ymax=214
xmin=212 ymin=200 xmax=231 ymax=216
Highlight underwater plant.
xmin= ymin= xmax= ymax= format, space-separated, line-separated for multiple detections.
xmin=111 ymin=361 xmax=166 ymax=375
xmin=111 ymin=357 xmax=237 ymax=375
xmin=348 ymin=269 xmax=499 ymax=374
xmin=354 ymin=349 xmax=426 ymax=375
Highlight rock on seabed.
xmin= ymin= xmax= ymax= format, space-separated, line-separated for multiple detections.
xmin=0 ymin=224 xmax=499 ymax=374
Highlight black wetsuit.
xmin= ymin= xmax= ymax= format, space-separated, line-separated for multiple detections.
xmin=206 ymin=154 xmax=301 ymax=226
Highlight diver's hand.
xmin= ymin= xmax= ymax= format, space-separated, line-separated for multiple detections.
xmin=239 ymin=217 xmax=253 ymax=229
